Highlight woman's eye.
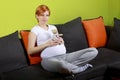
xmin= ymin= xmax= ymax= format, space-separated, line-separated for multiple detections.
xmin=40 ymin=14 xmax=44 ymax=16
xmin=40 ymin=14 xmax=49 ymax=16
xmin=46 ymin=15 xmax=50 ymax=16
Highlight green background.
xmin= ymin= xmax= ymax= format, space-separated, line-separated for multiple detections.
xmin=0 ymin=0 xmax=120 ymax=37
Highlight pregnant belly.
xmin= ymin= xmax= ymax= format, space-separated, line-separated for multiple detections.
xmin=41 ymin=44 xmax=66 ymax=58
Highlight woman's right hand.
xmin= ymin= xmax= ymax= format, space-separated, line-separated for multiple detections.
xmin=46 ymin=39 xmax=60 ymax=47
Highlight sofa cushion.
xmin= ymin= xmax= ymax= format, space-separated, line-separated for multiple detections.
xmin=65 ymin=48 xmax=120 ymax=80
xmin=89 ymin=76 xmax=104 ymax=80
xmin=107 ymin=18 xmax=120 ymax=52
xmin=20 ymin=30 xmax=42 ymax=65
xmin=65 ymin=64 xmax=106 ymax=80
xmin=0 ymin=31 xmax=28 ymax=73
xmin=82 ymin=16 xmax=107 ymax=48
xmin=106 ymin=63 xmax=120 ymax=79
xmin=91 ymin=48 xmax=120 ymax=65
xmin=3 ymin=64 xmax=65 ymax=80
xmin=0 ymin=73 xmax=3 ymax=80
xmin=56 ymin=17 xmax=88 ymax=53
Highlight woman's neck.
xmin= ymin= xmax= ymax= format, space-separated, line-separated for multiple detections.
xmin=38 ymin=23 xmax=48 ymax=30
xmin=38 ymin=23 xmax=46 ymax=27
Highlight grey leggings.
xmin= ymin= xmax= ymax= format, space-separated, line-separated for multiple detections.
xmin=41 ymin=48 xmax=98 ymax=73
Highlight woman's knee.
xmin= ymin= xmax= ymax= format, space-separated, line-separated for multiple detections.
xmin=88 ymin=47 xmax=98 ymax=58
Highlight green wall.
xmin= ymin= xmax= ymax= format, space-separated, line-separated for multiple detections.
xmin=108 ymin=0 xmax=120 ymax=25
xmin=0 ymin=0 xmax=119 ymax=37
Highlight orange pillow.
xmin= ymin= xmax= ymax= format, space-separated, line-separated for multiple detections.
xmin=20 ymin=30 xmax=42 ymax=65
xmin=82 ymin=17 xmax=107 ymax=48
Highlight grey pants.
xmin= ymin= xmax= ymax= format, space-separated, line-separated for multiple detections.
xmin=41 ymin=48 xmax=98 ymax=73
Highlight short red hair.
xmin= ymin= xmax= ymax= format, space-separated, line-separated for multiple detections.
xmin=35 ymin=5 xmax=50 ymax=16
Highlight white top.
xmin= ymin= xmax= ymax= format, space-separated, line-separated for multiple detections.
xmin=31 ymin=25 xmax=66 ymax=58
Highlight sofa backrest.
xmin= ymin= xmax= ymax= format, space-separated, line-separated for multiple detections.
xmin=56 ymin=17 xmax=88 ymax=53
xmin=0 ymin=31 xmax=28 ymax=73
xmin=105 ymin=26 xmax=113 ymax=41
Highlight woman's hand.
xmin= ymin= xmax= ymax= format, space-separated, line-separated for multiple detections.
xmin=57 ymin=37 xmax=64 ymax=44
xmin=46 ymin=37 xmax=64 ymax=47
xmin=46 ymin=39 xmax=60 ymax=47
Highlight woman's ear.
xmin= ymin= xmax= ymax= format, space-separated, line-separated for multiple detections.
xmin=35 ymin=15 xmax=38 ymax=19
xmin=35 ymin=15 xmax=39 ymax=22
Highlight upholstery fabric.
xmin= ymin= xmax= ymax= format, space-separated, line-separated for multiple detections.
xmin=106 ymin=63 xmax=120 ymax=79
xmin=107 ymin=18 xmax=120 ymax=52
xmin=56 ymin=17 xmax=88 ymax=53
xmin=0 ymin=31 xmax=28 ymax=73
xmin=66 ymin=48 xmax=120 ymax=80
xmin=3 ymin=64 xmax=65 ymax=80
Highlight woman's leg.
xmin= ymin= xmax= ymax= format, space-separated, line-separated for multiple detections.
xmin=66 ymin=47 xmax=98 ymax=66
xmin=41 ymin=55 xmax=80 ymax=74
xmin=41 ymin=48 xmax=98 ymax=74
xmin=62 ymin=47 xmax=98 ymax=74
xmin=41 ymin=57 xmax=63 ymax=72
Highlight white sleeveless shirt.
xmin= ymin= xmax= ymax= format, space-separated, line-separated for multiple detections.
xmin=31 ymin=25 xmax=66 ymax=58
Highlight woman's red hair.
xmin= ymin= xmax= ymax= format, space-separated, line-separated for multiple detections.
xmin=35 ymin=5 xmax=50 ymax=16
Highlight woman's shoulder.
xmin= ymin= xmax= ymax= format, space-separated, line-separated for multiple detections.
xmin=31 ymin=25 xmax=40 ymax=34
xmin=31 ymin=25 xmax=39 ymax=30
xmin=31 ymin=25 xmax=41 ymax=32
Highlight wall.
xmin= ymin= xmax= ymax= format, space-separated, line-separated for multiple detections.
xmin=108 ymin=0 xmax=120 ymax=26
xmin=0 ymin=0 xmax=119 ymax=37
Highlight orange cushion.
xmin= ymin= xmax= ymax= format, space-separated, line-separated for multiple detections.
xmin=20 ymin=30 xmax=42 ymax=65
xmin=82 ymin=17 xmax=107 ymax=48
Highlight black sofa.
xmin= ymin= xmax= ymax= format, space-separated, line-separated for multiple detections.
xmin=0 ymin=17 xmax=120 ymax=80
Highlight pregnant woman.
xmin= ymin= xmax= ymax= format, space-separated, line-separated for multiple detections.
xmin=28 ymin=4 xmax=98 ymax=74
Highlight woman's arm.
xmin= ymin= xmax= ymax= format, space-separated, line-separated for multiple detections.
xmin=27 ymin=32 xmax=47 ymax=55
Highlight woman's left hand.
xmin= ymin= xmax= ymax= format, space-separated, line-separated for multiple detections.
xmin=56 ymin=37 xmax=64 ymax=44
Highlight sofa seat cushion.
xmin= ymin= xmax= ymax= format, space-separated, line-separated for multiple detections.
xmin=65 ymin=64 xmax=106 ymax=80
xmin=3 ymin=48 xmax=120 ymax=80
xmin=0 ymin=73 xmax=3 ymax=80
xmin=105 ymin=63 xmax=120 ymax=79
xmin=3 ymin=64 xmax=65 ymax=80
xmin=89 ymin=76 xmax=104 ymax=80
xmin=65 ymin=48 xmax=120 ymax=80
xmin=91 ymin=48 xmax=120 ymax=65
xmin=3 ymin=63 xmax=106 ymax=80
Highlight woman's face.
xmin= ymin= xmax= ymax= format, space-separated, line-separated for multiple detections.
xmin=36 ymin=11 xmax=50 ymax=24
